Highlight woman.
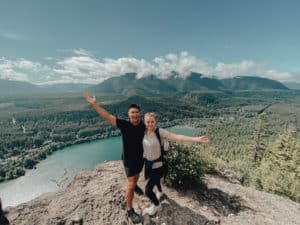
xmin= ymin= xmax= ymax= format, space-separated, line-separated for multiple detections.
xmin=142 ymin=112 xmax=209 ymax=216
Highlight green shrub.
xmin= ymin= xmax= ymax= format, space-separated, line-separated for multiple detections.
xmin=165 ymin=143 xmax=215 ymax=189
xmin=14 ymin=167 xmax=25 ymax=176
xmin=24 ymin=157 xmax=37 ymax=169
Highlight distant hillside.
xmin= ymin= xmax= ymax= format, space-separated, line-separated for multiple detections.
xmin=0 ymin=79 xmax=95 ymax=95
xmin=221 ymin=76 xmax=289 ymax=90
xmin=39 ymin=83 xmax=93 ymax=93
xmin=283 ymin=82 xmax=300 ymax=90
xmin=90 ymin=73 xmax=289 ymax=95
xmin=0 ymin=79 xmax=42 ymax=94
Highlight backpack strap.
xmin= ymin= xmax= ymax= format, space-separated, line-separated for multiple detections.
xmin=155 ymin=127 xmax=168 ymax=181
xmin=155 ymin=127 xmax=164 ymax=157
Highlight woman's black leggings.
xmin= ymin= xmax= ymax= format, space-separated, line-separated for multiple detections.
xmin=145 ymin=167 xmax=164 ymax=206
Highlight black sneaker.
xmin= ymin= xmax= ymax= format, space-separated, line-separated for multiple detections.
xmin=134 ymin=185 xmax=144 ymax=196
xmin=127 ymin=209 xmax=142 ymax=224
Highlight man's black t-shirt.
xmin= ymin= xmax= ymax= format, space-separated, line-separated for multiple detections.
xmin=116 ymin=118 xmax=145 ymax=165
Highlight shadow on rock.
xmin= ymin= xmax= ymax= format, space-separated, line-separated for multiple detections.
xmin=143 ymin=195 xmax=216 ymax=225
xmin=194 ymin=187 xmax=251 ymax=216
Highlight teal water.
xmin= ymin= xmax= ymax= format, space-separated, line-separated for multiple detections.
xmin=0 ymin=126 xmax=199 ymax=208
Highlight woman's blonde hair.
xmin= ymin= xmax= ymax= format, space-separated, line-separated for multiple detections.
xmin=144 ymin=112 xmax=156 ymax=120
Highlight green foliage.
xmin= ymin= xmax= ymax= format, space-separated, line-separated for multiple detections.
xmin=252 ymin=125 xmax=300 ymax=202
xmin=252 ymin=113 xmax=269 ymax=163
xmin=14 ymin=167 xmax=25 ymax=176
xmin=1 ymin=91 xmax=300 ymax=203
xmin=165 ymin=143 xmax=215 ymax=189
xmin=24 ymin=158 xmax=37 ymax=169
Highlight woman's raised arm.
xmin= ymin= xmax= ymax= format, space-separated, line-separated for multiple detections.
xmin=166 ymin=132 xmax=209 ymax=144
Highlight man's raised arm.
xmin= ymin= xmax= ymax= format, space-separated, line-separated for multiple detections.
xmin=83 ymin=92 xmax=116 ymax=126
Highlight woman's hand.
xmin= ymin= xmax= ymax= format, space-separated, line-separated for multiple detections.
xmin=196 ymin=136 xmax=209 ymax=144
xmin=83 ymin=92 xmax=96 ymax=105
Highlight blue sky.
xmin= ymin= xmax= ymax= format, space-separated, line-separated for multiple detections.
xmin=0 ymin=0 xmax=299 ymax=84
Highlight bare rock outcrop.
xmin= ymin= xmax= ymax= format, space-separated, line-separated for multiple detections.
xmin=5 ymin=161 xmax=300 ymax=225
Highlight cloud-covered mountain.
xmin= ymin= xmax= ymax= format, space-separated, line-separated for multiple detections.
xmin=0 ymin=73 xmax=289 ymax=95
xmin=90 ymin=72 xmax=288 ymax=95
xmin=2 ymin=52 xmax=299 ymax=85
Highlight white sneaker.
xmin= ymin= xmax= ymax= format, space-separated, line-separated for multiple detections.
xmin=156 ymin=191 xmax=163 ymax=200
xmin=144 ymin=203 xmax=162 ymax=216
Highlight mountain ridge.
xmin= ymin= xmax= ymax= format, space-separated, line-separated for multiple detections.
xmin=90 ymin=72 xmax=289 ymax=95
xmin=0 ymin=73 xmax=289 ymax=95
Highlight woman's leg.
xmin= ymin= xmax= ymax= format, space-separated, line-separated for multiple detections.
xmin=154 ymin=167 xmax=163 ymax=192
xmin=156 ymin=180 xmax=162 ymax=192
xmin=145 ymin=176 xmax=159 ymax=206
xmin=146 ymin=167 xmax=164 ymax=205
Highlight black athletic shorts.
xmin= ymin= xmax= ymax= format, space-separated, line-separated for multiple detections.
xmin=123 ymin=159 xmax=144 ymax=177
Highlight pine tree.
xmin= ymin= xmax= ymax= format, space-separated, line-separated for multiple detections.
xmin=252 ymin=113 xmax=269 ymax=163
xmin=253 ymin=125 xmax=300 ymax=201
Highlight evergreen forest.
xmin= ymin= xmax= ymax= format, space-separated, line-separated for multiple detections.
xmin=0 ymin=90 xmax=299 ymax=202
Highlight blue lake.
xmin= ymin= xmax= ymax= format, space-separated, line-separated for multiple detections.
xmin=0 ymin=125 xmax=199 ymax=208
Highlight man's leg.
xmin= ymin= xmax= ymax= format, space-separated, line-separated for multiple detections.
xmin=126 ymin=174 xmax=143 ymax=224
xmin=126 ymin=174 xmax=138 ymax=210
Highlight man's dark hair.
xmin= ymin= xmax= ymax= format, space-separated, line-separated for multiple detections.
xmin=128 ymin=104 xmax=141 ymax=111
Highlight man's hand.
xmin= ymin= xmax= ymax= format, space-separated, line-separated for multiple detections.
xmin=83 ymin=92 xmax=116 ymax=126
xmin=83 ymin=92 xmax=96 ymax=105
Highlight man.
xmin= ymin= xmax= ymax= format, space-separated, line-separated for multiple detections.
xmin=0 ymin=198 xmax=10 ymax=225
xmin=83 ymin=92 xmax=145 ymax=224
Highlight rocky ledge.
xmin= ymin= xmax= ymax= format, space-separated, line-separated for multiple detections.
xmin=5 ymin=161 xmax=300 ymax=225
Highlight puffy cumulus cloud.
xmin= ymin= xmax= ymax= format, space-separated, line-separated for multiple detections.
xmin=53 ymin=51 xmax=212 ymax=82
xmin=55 ymin=56 xmax=99 ymax=77
xmin=152 ymin=52 xmax=212 ymax=79
xmin=1 ymin=51 xmax=299 ymax=84
xmin=13 ymin=59 xmax=51 ymax=73
xmin=257 ymin=70 xmax=299 ymax=82
xmin=0 ymin=59 xmax=28 ymax=81
xmin=0 ymin=58 xmax=59 ymax=84
xmin=55 ymin=55 xmax=156 ymax=82
xmin=214 ymin=60 xmax=265 ymax=78
xmin=102 ymin=57 xmax=155 ymax=79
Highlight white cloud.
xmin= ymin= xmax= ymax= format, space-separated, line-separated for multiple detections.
xmin=258 ymin=70 xmax=299 ymax=82
xmin=0 ymin=30 xmax=23 ymax=41
xmin=214 ymin=60 xmax=265 ymax=78
xmin=0 ymin=51 xmax=299 ymax=84
xmin=0 ymin=58 xmax=28 ymax=81
xmin=152 ymin=52 xmax=212 ymax=79
xmin=73 ymin=48 xmax=94 ymax=57
xmin=0 ymin=58 xmax=59 ymax=84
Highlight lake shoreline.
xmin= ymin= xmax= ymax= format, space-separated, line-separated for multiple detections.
xmin=0 ymin=133 xmax=119 ymax=183
xmin=0 ymin=125 xmax=200 ymax=208
xmin=0 ymin=124 xmax=200 ymax=183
